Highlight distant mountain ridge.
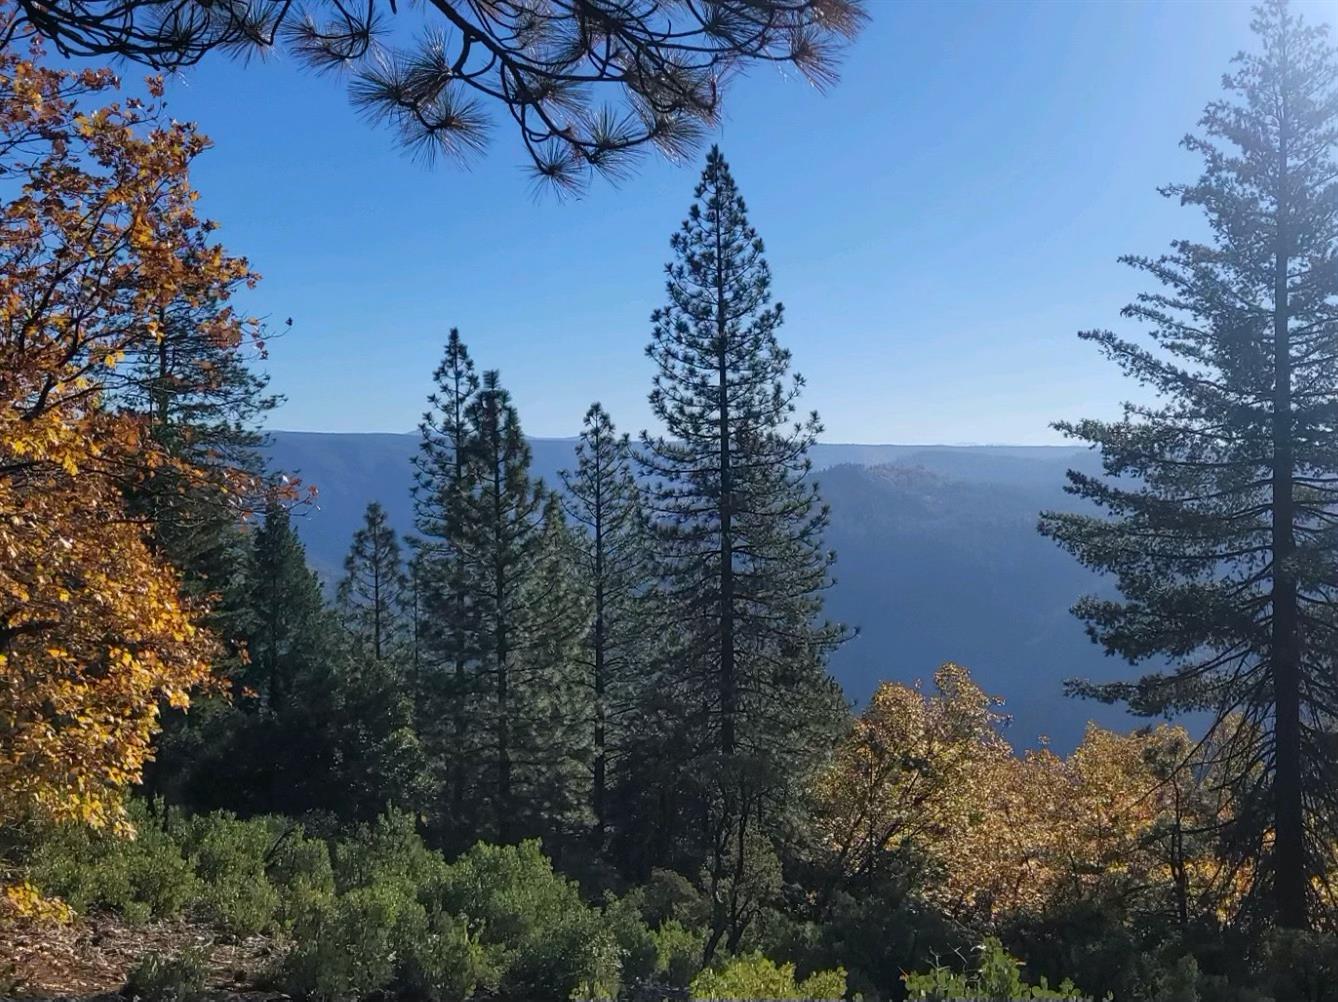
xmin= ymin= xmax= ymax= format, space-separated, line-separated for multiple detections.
xmin=267 ymin=431 xmax=1139 ymax=750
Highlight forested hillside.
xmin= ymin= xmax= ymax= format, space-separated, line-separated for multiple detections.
xmin=7 ymin=5 xmax=1338 ymax=1002
xmin=268 ymin=433 xmax=1125 ymax=748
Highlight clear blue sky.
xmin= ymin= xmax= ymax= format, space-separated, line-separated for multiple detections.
xmin=145 ymin=0 xmax=1327 ymax=444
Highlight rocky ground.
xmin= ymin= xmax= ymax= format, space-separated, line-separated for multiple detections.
xmin=1 ymin=915 xmax=278 ymax=1000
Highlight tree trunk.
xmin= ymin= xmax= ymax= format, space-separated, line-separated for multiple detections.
xmin=1271 ymin=90 xmax=1307 ymax=929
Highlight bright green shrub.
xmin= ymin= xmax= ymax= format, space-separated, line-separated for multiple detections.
xmin=690 ymin=951 xmax=846 ymax=1000
xmin=603 ymin=892 xmax=660 ymax=986
xmin=179 ymin=812 xmax=280 ymax=937
xmin=124 ymin=947 xmax=210 ymax=1002
xmin=500 ymin=901 xmax=621 ymax=1001
xmin=902 ymin=937 xmax=1089 ymax=1001
xmin=27 ymin=801 xmax=197 ymax=923
xmin=798 ymin=966 xmax=849 ymax=1001
xmin=280 ymin=883 xmax=406 ymax=1000
xmin=279 ymin=881 xmax=484 ymax=1002
xmin=433 ymin=840 xmax=620 ymax=1000
xmin=653 ymin=920 xmax=705 ymax=988
xmin=333 ymin=810 xmax=447 ymax=895
xmin=397 ymin=906 xmax=487 ymax=1002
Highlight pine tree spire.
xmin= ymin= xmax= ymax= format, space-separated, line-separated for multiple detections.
xmin=1041 ymin=0 xmax=1338 ymax=929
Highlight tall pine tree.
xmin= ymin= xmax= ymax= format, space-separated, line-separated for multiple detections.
xmin=560 ymin=403 xmax=648 ymax=847
xmin=1041 ymin=1 xmax=1338 ymax=929
xmin=455 ymin=370 xmax=548 ymax=844
xmin=412 ymin=329 xmax=481 ymax=834
xmin=639 ymin=148 xmax=847 ymax=947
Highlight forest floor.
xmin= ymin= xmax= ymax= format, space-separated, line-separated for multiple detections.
xmin=1 ymin=915 xmax=278 ymax=1000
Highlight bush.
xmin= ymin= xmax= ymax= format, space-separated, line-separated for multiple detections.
xmin=124 ymin=948 xmax=210 ymax=1002
xmin=333 ymin=810 xmax=448 ymax=895
xmin=27 ymin=801 xmax=198 ymax=923
xmin=604 ymin=892 xmax=660 ymax=986
xmin=280 ymin=883 xmax=411 ymax=1000
xmin=397 ymin=906 xmax=487 ymax=1002
xmin=178 ymin=812 xmax=281 ymax=937
xmin=434 ymin=840 xmax=620 ymax=1000
xmin=903 ymin=937 xmax=1089 ymax=1001
xmin=653 ymin=920 xmax=706 ymax=988
xmin=690 ymin=952 xmax=846 ymax=1000
xmin=279 ymin=880 xmax=484 ymax=1002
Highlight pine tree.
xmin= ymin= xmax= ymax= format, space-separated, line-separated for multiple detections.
xmin=412 ymin=329 xmax=481 ymax=830
xmin=338 ymin=501 xmax=410 ymax=660
xmin=1040 ymin=1 xmax=1338 ymax=929
xmin=456 ymin=370 xmax=548 ymax=843
xmin=522 ymin=491 xmax=595 ymax=847
xmin=246 ymin=501 xmax=329 ymax=717
xmin=124 ymin=290 xmax=279 ymax=801
xmin=639 ymin=147 xmax=847 ymax=944
xmin=119 ymin=292 xmax=278 ymax=610
xmin=560 ymin=403 xmax=648 ymax=846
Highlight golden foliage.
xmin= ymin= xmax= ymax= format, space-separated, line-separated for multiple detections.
xmin=0 ymin=38 xmax=248 ymax=831
xmin=814 ymin=663 xmax=1238 ymax=925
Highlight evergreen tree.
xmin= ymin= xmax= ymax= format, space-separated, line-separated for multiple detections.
xmin=338 ymin=501 xmax=410 ymax=660
xmin=522 ymin=491 xmax=595 ymax=849
xmin=639 ymin=147 xmax=847 ymax=945
xmin=1041 ymin=1 xmax=1338 ymax=929
xmin=455 ymin=370 xmax=548 ymax=844
xmin=245 ymin=501 xmax=331 ymax=717
xmin=119 ymin=293 xmax=278 ymax=613
xmin=413 ymin=329 xmax=481 ymax=830
xmin=560 ymin=403 xmax=649 ymax=846
xmin=125 ymin=291 xmax=279 ymax=801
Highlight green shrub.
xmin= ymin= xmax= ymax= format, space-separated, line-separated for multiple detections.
xmin=179 ymin=812 xmax=281 ymax=937
xmin=690 ymin=951 xmax=846 ymax=1000
xmin=124 ymin=947 xmax=210 ymax=1002
xmin=280 ymin=883 xmax=409 ymax=1000
xmin=653 ymin=920 xmax=705 ymax=988
xmin=903 ymin=937 xmax=1089 ymax=1001
xmin=333 ymin=810 xmax=446 ymax=895
xmin=604 ymin=892 xmax=660 ymax=986
xmin=433 ymin=840 xmax=620 ymax=1000
xmin=397 ymin=906 xmax=487 ymax=1002
xmin=280 ymin=881 xmax=484 ymax=1002
xmin=27 ymin=801 xmax=198 ymax=923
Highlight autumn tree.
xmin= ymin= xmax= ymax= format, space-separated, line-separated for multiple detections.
xmin=4 ymin=0 xmax=864 ymax=192
xmin=640 ymin=147 xmax=847 ymax=955
xmin=0 ymin=49 xmax=251 ymax=833
xmin=338 ymin=501 xmax=410 ymax=661
xmin=1040 ymin=1 xmax=1338 ymax=928
xmin=810 ymin=663 xmax=1012 ymax=914
xmin=560 ymin=403 xmax=648 ymax=845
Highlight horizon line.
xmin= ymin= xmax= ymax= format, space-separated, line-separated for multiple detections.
xmin=266 ymin=429 xmax=1085 ymax=450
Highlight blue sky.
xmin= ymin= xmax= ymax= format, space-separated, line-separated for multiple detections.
xmin=146 ymin=0 xmax=1323 ymax=444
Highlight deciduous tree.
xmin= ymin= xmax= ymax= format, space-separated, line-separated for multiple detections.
xmin=0 ymin=47 xmax=250 ymax=832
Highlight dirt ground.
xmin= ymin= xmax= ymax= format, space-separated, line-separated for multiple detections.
xmin=0 ymin=915 xmax=279 ymax=1000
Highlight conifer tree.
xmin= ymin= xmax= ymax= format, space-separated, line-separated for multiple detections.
xmin=639 ymin=147 xmax=847 ymax=935
xmin=561 ymin=403 xmax=649 ymax=845
xmin=522 ymin=491 xmax=595 ymax=846
xmin=246 ymin=501 xmax=329 ymax=717
xmin=1041 ymin=1 xmax=1338 ymax=929
xmin=338 ymin=501 xmax=410 ymax=660
xmin=412 ymin=329 xmax=481 ymax=827
xmin=456 ymin=370 xmax=548 ymax=843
